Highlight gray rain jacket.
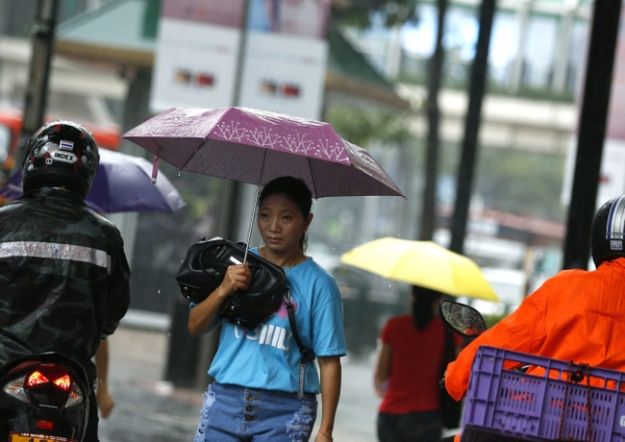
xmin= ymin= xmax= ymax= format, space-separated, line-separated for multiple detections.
xmin=0 ymin=186 xmax=130 ymax=379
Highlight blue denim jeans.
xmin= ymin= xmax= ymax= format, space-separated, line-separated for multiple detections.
xmin=377 ymin=410 xmax=442 ymax=442
xmin=194 ymin=382 xmax=317 ymax=442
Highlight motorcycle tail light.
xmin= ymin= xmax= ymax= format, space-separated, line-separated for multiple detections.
xmin=3 ymin=363 xmax=84 ymax=408
xmin=24 ymin=365 xmax=70 ymax=391
xmin=35 ymin=419 xmax=55 ymax=431
xmin=24 ymin=365 xmax=71 ymax=408
xmin=53 ymin=374 xmax=71 ymax=392
xmin=27 ymin=370 xmax=50 ymax=388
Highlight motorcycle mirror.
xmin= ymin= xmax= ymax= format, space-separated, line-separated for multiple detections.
xmin=439 ymin=299 xmax=487 ymax=338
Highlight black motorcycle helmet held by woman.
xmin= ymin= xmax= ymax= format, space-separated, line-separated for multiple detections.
xmin=591 ymin=195 xmax=625 ymax=267
xmin=22 ymin=120 xmax=100 ymax=199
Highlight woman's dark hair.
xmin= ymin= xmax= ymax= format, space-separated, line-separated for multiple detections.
xmin=411 ymin=285 xmax=442 ymax=330
xmin=258 ymin=176 xmax=313 ymax=249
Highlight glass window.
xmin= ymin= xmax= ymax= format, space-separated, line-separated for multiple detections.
xmin=0 ymin=124 xmax=10 ymax=162
xmin=490 ymin=11 xmax=519 ymax=87
xmin=523 ymin=15 xmax=558 ymax=89
xmin=569 ymin=19 xmax=590 ymax=96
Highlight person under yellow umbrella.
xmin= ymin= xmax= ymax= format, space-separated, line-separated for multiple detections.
xmin=372 ymin=284 xmax=464 ymax=441
xmin=340 ymin=237 xmax=495 ymax=441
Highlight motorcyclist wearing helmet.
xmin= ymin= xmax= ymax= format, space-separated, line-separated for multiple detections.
xmin=0 ymin=120 xmax=131 ymax=440
xmin=445 ymin=195 xmax=625 ymax=404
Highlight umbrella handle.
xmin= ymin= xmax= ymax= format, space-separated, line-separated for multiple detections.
xmin=243 ymin=150 xmax=266 ymax=264
xmin=243 ymin=184 xmax=262 ymax=264
xmin=151 ymin=156 xmax=160 ymax=183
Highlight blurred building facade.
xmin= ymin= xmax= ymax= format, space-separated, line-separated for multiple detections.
xmin=0 ymin=0 xmax=603 ymax=347
xmin=0 ymin=0 xmax=410 ymax=322
xmin=339 ymin=0 xmax=595 ymax=313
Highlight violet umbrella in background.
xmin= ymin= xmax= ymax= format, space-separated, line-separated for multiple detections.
xmin=123 ymin=106 xmax=404 ymax=259
xmin=0 ymin=148 xmax=186 ymax=213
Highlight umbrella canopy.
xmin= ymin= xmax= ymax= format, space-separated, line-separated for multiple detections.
xmin=340 ymin=237 xmax=499 ymax=301
xmin=0 ymin=149 xmax=186 ymax=213
xmin=122 ymin=106 xmax=404 ymax=199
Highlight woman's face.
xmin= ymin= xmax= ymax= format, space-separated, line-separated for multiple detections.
xmin=257 ymin=193 xmax=311 ymax=256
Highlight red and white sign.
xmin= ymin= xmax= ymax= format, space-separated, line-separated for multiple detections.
xmin=150 ymin=1 xmax=245 ymax=111
xmin=151 ymin=0 xmax=330 ymax=119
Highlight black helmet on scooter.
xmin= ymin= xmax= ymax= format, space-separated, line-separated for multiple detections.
xmin=22 ymin=120 xmax=100 ymax=199
xmin=591 ymin=195 xmax=625 ymax=267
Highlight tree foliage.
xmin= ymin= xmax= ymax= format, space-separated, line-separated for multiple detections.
xmin=475 ymin=148 xmax=566 ymax=221
xmin=331 ymin=0 xmax=419 ymax=29
xmin=326 ymin=104 xmax=414 ymax=147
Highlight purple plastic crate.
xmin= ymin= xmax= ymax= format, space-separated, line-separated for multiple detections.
xmin=462 ymin=346 xmax=625 ymax=442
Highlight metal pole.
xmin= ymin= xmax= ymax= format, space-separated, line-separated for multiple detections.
xmin=562 ymin=0 xmax=622 ymax=269
xmin=449 ymin=0 xmax=497 ymax=255
xmin=232 ymin=0 xmax=250 ymax=108
xmin=223 ymin=0 xmax=251 ymax=242
xmin=185 ymin=0 xmax=251 ymax=391
xmin=419 ymin=0 xmax=448 ymax=241
xmin=14 ymin=0 xmax=59 ymax=173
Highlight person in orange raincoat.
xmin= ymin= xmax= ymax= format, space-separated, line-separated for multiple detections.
xmin=445 ymin=195 xmax=625 ymax=439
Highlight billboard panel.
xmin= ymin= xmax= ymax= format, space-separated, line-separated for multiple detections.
xmin=151 ymin=0 xmax=330 ymax=119
xmin=240 ymin=0 xmax=330 ymax=119
xmin=150 ymin=1 xmax=245 ymax=111
xmin=239 ymin=34 xmax=327 ymax=119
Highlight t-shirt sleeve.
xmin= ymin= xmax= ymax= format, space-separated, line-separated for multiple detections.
xmin=380 ymin=317 xmax=395 ymax=344
xmin=310 ymin=275 xmax=347 ymax=357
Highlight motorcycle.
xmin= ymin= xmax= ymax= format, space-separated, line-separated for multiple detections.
xmin=0 ymin=330 xmax=91 ymax=442
xmin=439 ymin=299 xmax=625 ymax=442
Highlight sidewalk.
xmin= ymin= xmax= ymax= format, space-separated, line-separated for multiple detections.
xmin=98 ymin=326 xmax=199 ymax=441
xmin=98 ymin=325 xmax=380 ymax=441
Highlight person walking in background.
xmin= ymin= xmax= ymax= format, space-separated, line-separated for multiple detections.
xmin=187 ymin=176 xmax=346 ymax=442
xmin=374 ymin=286 xmax=455 ymax=442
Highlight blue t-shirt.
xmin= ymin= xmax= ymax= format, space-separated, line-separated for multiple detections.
xmin=206 ymin=252 xmax=346 ymax=394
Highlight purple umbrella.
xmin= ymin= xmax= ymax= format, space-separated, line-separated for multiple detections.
xmin=1 ymin=148 xmax=186 ymax=213
xmin=122 ymin=106 xmax=405 ymax=199
xmin=123 ymin=106 xmax=403 ymax=259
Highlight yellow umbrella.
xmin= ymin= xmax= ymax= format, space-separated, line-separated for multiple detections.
xmin=340 ymin=237 xmax=499 ymax=301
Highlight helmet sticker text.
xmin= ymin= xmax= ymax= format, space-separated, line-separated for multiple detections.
xmin=51 ymin=150 xmax=77 ymax=164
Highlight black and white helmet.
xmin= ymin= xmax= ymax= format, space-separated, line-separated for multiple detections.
xmin=22 ymin=120 xmax=100 ymax=199
xmin=591 ymin=195 xmax=625 ymax=267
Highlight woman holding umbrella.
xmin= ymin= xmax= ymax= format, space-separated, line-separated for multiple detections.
xmin=188 ymin=176 xmax=346 ymax=442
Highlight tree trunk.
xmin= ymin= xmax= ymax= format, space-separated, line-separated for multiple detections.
xmin=14 ymin=0 xmax=59 ymax=174
xmin=450 ymin=0 xmax=497 ymax=254
xmin=562 ymin=0 xmax=623 ymax=269
xmin=419 ymin=0 xmax=448 ymax=240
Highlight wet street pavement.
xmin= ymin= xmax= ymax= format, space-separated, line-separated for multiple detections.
xmin=98 ymin=325 xmax=200 ymax=441
xmin=98 ymin=324 xmax=381 ymax=441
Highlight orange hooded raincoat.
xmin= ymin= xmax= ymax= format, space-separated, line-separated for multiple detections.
xmin=445 ymin=257 xmax=625 ymax=401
